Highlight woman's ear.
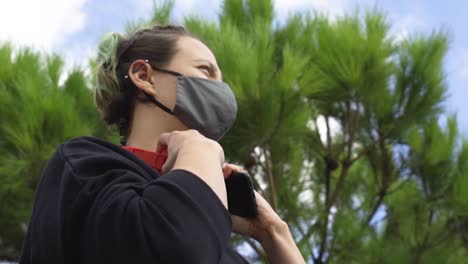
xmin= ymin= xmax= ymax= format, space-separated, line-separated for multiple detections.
xmin=128 ymin=59 xmax=156 ymax=96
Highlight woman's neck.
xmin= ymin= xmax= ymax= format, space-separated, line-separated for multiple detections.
xmin=126 ymin=102 xmax=187 ymax=152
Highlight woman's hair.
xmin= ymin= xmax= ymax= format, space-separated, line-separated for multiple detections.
xmin=94 ymin=25 xmax=193 ymax=145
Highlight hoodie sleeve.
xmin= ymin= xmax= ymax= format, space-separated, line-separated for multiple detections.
xmin=21 ymin=136 xmax=236 ymax=264
xmin=68 ymin=147 xmax=233 ymax=264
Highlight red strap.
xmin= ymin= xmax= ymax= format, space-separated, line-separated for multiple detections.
xmin=122 ymin=146 xmax=167 ymax=175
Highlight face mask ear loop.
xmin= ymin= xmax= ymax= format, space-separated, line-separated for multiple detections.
xmin=152 ymin=67 xmax=183 ymax=77
xmin=125 ymin=59 xmax=180 ymax=115
xmin=143 ymin=92 xmax=175 ymax=115
xmin=125 ymin=59 xmax=184 ymax=78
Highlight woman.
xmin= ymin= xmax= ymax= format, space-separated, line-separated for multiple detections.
xmin=20 ymin=25 xmax=304 ymax=264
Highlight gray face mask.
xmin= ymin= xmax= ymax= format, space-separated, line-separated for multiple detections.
xmin=137 ymin=63 xmax=238 ymax=141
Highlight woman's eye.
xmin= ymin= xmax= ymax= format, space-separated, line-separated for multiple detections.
xmin=197 ymin=65 xmax=211 ymax=75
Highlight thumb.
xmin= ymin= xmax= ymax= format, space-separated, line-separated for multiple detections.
xmin=156 ymin=132 xmax=170 ymax=152
xmin=222 ymin=163 xmax=233 ymax=179
xmin=161 ymin=159 xmax=174 ymax=175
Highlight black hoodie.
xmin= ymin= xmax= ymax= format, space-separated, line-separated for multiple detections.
xmin=20 ymin=136 xmax=249 ymax=264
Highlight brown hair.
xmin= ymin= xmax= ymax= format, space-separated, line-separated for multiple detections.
xmin=94 ymin=25 xmax=193 ymax=145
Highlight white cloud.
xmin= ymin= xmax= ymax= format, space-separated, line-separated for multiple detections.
xmin=391 ymin=14 xmax=425 ymax=43
xmin=274 ymin=0 xmax=351 ymax=21
xmin=446 ymin=47 xmax=468 ymax=85
xmin=169 ymin=0 xmax=350 ymax=22
xmin=386 ymin=2 xmax=428 ymax=44
xmin=0 ymin=0 xmax=88 ymax=51
xmin=152 ymin=0 xmax=221 ymax=22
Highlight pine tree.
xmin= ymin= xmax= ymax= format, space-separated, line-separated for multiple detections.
xmin=153 ymin=1 xmax=467 ymax=262
xmin=2 ymin=0 xmax=468 ymax=263
xmin=0 ymin=44 xmax=115 ymax=260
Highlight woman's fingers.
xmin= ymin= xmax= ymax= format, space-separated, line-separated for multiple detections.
xmin=156 ymin=130 xmax=200 ymax=152
xmin=222 ymin=164 xmax=232 ymax=179
xmin=156 ymin=132 xmax=171 ymax=152
xmin=231 ymin=214 xmax=254 ymax=237
xmin=157 ymin=129 xmax=224 ymax=175
xmin=226 ymin=163 xmax=246 ymax=173
xmin=222 ymin=163 xmax=246 ymax=179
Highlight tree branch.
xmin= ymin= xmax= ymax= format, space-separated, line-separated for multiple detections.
xmin=315 ymin=116 xmax=335 ymax=263
xmin=386 ymin=178 xmax=411 ymax=195
xmin=294 ymin=218 xmax=316 ymax=260
xmin=316 ymin=102 xmax=360 ymax=262
xmin=327 ymin=100 xmax=358 ymax=210
xmin=263 ymin=144 xmax=278 ymax=210
xmin=363 ymin=133 xmax=391 ymax=228
xmin=364 ymin=189 xmax=386 ymax=227
xmin=326 ymin=164 xmax=351 ymax=212
xmin=245 ymin=160 xmax=266 ymax=197
xmin=299 ymin=222 xmax=319 ymax=246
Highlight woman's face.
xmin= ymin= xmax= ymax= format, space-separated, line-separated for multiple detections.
xmin=166 ymin=36 xmax=223 ymax=82
xmin=129 ymin=36 xmax=223 ymax=131
xmin=145 ymin=36 xmax=222 ymax=116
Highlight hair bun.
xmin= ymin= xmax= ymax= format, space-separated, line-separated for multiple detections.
xmin=94 ymin=32 xmax=123 ymax=115
xmin=97 ymin=32 xmax=122 ymax=71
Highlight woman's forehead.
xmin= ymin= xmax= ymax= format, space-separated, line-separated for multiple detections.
xmin=176 ymin=37 xmax=218 ymax=65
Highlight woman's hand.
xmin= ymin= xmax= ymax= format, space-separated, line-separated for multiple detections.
xmin=223 ymin=163 xmax=305 ymax=264
xmin=157 ymin=129 xmax=224 ymax=175
xmin=158 ymin=130 xmax=227 ymax=208
xmin=222 ymin=163 xmax=284 ymax=242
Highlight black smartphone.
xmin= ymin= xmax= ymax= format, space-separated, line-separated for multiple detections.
xmin=225 ymin=172 xmax=258 ymax=218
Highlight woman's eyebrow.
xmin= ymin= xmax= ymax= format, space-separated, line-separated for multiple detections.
xmin=193 ymin=59 xmax=223 ymax=81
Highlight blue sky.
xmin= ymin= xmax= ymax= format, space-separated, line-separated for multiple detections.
xmin=1 ymin=0 xmax=467 ymax=135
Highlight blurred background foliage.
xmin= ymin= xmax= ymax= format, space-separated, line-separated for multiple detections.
xmin=1 ymin=0 xmax=468 ymax=263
